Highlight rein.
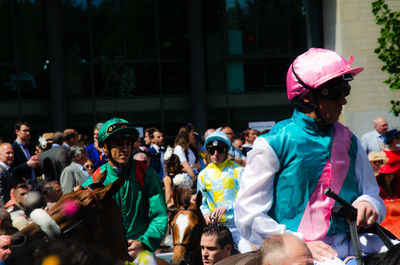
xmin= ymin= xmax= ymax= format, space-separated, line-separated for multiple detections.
xmin=82 ymin=185 xmax=99 ymax=202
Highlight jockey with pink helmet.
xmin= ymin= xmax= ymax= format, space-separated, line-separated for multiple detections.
xmin=235 ymin=48 xmax=391 ymax=265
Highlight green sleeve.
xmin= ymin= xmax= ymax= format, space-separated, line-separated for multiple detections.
xmin=137 ymin=167 xmax=168 ymax=251
xmin=82 ymin=175 xmax=94 ymax=186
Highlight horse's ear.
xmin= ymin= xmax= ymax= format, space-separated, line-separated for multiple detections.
xmin=196 ymin=190 xmax=202 ymax=210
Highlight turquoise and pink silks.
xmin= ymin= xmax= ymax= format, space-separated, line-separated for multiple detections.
xmin=265 ymin=109 xmax=358 ymax=241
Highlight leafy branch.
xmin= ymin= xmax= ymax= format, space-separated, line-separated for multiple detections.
xmin=371 ymin=0 xmax=400 ymax=116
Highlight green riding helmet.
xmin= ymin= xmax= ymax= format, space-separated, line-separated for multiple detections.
xmin=97 ymin=118 xmax=139 ymax=148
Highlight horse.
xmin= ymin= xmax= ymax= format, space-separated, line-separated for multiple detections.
xmin=10 ymin=174 xmax=170 ymax=265
xmin=169 ymin=189 xmax=205 ymax=265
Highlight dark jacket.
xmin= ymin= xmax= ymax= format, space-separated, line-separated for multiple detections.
xmin=147 ymin=146 xmax=164 ymax=180
xmin=55 ymin=144 xmax=72 ymax=174
xmin=11 ymin=141 xmax=32 ymax=183
xmin=0 ymin=164 xmax=17 ymax=207
xmin=39 ymin=145 xmax=62 ymax=181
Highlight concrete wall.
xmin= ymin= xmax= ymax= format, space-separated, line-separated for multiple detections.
xmin=323 ymin=0 xmax=400 ymax=138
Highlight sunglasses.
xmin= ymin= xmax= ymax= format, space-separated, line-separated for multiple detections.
xmin=372 ymin=160 xmax=383 ymax=165
xmin=85 ymin=165 xmax=94 ymax=169
xmin=318 ymin=82 xmax=351 ymax=100
xmin=207 ymin=146 xmax=227 ymax=154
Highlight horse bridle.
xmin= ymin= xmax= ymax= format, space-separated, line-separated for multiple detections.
xmin=172 ymin=208 xmax=203 ymax=265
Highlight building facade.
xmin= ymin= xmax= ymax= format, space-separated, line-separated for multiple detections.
xmin=0 ymin=0 xmax=398 ymax=142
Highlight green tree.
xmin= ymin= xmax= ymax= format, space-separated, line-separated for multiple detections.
xmin=372 ymin=0 xmax=400 ymax=116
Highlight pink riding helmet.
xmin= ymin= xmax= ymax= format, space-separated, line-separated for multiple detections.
xmin=286 ymin=48 xmax=364 ymax=100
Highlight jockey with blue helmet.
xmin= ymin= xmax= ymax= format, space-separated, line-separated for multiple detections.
xmin=197 ymin=131 xmax=253 ymax=253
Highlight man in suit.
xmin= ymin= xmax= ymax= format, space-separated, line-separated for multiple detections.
xmin=361 ymin=116 xmax=388 ymax=154
xmin=39 ymin=131 xmax=63 ymax=181
xmin=0 ymin=143 xmax=17 ymax=207
xmin=11 ymin=121 xmax=40 ymax=185
xmin=147 ymin=129 xmax=167 ymax=180
xmin=60 ymin=145 xmax=89 ymax=194
xmin=55 ymin=129 xmax=79 ymax=174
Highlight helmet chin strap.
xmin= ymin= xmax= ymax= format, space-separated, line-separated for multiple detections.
xmin=296 ymin=92 xmax=328 ymax=128
xmin=310 ymin=91 xmax=329 ymax=128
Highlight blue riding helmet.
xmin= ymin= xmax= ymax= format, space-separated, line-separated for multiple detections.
xmin=204 ymin=131 xmax=231 ymax=148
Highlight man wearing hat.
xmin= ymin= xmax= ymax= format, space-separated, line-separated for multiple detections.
xmin=82 ymin=118 xmax=168 ymax=263
xmin=197 ymin=131 xmax=252 ymax=253
xmin=235 ymin=48 xmax=388 ymax=264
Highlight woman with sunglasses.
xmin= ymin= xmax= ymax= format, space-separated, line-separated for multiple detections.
xmin=235 ymin=48 xmax=389 ymax=265
xmin=368 ymin=151 xmax=388 ymax=177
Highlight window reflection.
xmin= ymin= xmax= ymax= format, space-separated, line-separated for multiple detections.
xmin=15 ymin=0 xmax=45 ymax=64
xmin=94 ymin=63 xmax=159 ymax=97
xmin=124 ymin=0 xmax=156 ymax=59
xmin=161 ymin=62 xmax=189 ymax=95
xmin=91 ymin=0 xmax=123 ymax=60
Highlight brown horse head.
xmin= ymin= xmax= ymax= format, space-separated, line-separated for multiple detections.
xmin=170 ymin=190 xmax=205 ymax=265
xmin=11 ymin=175 xmax=129 ymax=261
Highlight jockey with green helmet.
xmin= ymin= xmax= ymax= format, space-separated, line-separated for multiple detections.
xmin=83 ymin=118 xmax=168 ymax=263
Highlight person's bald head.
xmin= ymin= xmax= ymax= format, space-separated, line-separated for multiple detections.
xmin=260 ymin=234 xmax=313 ymax=265
xmin=0 ymin=143 xmax=14 ymax=166
xmin=373 ymin=116 xmax=388 ymax=135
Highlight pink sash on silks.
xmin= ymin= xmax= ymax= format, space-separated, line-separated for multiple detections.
xmin=297 ymin=123 xmax=353 ymax=241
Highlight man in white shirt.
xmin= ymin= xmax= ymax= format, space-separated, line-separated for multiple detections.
xmin=361 ymin=116 xmax=388 ymax=154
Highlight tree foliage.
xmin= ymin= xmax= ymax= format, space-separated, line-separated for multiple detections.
xmin=372 ymin=0 xmax=400 ymax=116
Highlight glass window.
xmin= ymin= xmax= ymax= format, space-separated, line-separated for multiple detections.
xmin=18 ymin=65 xmax=49 ymax=99
xmin=61 ymin=0 xmax=90 ymax=63
xmin=93 ymin=63 xmax=159 ymax=97
xmin=0 ymin=66 xmax=18 ymax=100
xmin=243 ymin=57 xmax=290 ymax=92
xmin=15 ymin=0 xmax=45 ymax=64
xmin=91 ymin=0 xmax=123 ymax=60
xmin=124 ymin=0 xmax=157 ymax=59
xmin=65 ymin=63 xmax=92 ymax=98
xmin=161 ymin=62 xmax=189 ymax=95
xmin=0 ymin=2 xmax=14 ymax=63
xmin=203 ymin=0 xmax=224 ymax=59
xmin=206 ymin=60 xmax=226 ymax=94
xmin=226 ymin=0 xmax=257 ymax=56
xmin=159 ymin=0 xmax=188 ymax=60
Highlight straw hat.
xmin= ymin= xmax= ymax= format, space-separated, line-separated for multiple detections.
xmin=368 ymin=151 xmax=389 ymax=163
